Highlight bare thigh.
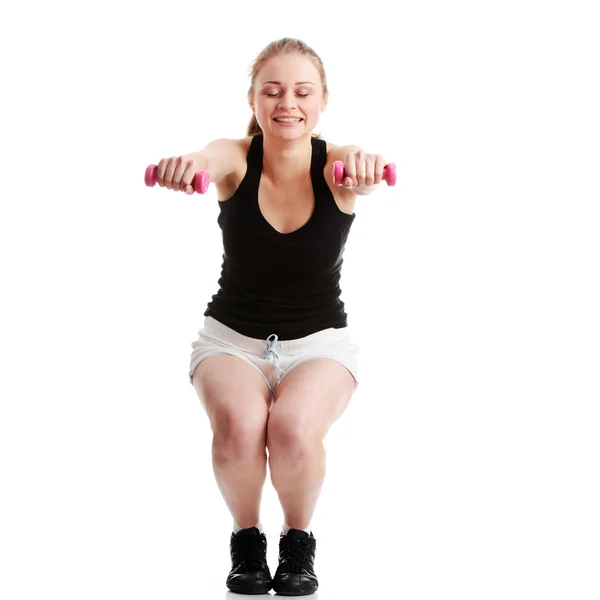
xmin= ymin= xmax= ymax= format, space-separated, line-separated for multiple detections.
xmin=192 ymin=355 xmax=272 ymax=445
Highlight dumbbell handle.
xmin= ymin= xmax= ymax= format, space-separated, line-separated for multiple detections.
xmin=144 ymin=164 xmax=210 ymax=194
xmin=332 ymin=161 xmax=397 ymax=186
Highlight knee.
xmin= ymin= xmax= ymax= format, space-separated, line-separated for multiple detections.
xmin=266 ymin=412 xmax=321 ymax=459
xmin=212 ymin=410 xmax=268 ymax=462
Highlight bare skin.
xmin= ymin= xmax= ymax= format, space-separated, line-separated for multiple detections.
xmin=192 ymin=354 xmax=355 ymax=530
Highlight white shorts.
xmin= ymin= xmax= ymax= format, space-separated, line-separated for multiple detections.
xmin=189 ymin=317 xmax=359 ymax=398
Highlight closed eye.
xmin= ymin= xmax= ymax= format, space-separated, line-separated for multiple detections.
xmin=265 ymin=93 xmax=309 ymax=97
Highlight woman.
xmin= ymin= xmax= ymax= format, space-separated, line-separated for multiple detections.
xmin=155 ymin=37 xmax=388 ymax=596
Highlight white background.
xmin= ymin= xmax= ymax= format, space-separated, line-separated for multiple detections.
xmin=1 ymin=1 xmax=599 ymax=598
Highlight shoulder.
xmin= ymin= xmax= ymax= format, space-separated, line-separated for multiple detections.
xmin=212 ymin=136 xmax=256 ymax=202
xmin=238 ymin=136 xmax=255 ymax=153
xmin=221 ymin=136 xmax=253 ymax=159
xmin=214 ymin=136 xmax=254 ymax=172
xmin=203 ymin=136 xmax=253 ymax=158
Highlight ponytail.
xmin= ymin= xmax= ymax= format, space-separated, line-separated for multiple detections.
xmin=247 ymin=114 xmax=262 ymax=137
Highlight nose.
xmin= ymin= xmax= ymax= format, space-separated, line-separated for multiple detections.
xmin=278 ymin=90 xmax=298 ymax=111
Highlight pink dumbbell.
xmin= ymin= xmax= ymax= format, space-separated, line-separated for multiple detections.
xmin=332 ymin=161 xmax=397 ymax=186
xmin=144 ymin=164 xmax=210 ymax=194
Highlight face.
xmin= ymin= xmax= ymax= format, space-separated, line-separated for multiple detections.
xmin=249 ymin=53 xmax=327 ymax=139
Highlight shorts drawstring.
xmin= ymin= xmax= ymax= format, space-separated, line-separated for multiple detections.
xmin=262 ymin=333 xmax=285 ymax=385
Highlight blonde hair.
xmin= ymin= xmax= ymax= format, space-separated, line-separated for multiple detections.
xmin=247 ymin=38 xmax=327 ymax=138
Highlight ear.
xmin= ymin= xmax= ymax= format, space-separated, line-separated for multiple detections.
xmin=321 ymin=91 xmax=328 ymax=112
xmin=248 ymin=92 xmax=255 ymax=113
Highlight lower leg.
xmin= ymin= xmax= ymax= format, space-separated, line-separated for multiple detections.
xmin=268 ymin=440 xmax=326 ymax=531
xmin=212 ymin=437 xmax=268 ymax=530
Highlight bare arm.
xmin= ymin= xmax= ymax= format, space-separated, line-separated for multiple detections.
xmin=156 ymin=138 xmax=241 ymax=193
xmin=184 ymin=138 xmax=240 ymax=185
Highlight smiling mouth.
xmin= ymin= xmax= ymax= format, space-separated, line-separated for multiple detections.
xmin=273 ymin=117 xmax=303 ymax=123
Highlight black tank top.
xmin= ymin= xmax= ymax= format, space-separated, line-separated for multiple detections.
xmin=204 ymin=133 xmax=356 ymax=340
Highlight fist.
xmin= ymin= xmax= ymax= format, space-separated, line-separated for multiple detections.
xmin=340 ymin=150 xmax=387 ymax=188
xmin=156 ymin=155 xmax=200 ymax=195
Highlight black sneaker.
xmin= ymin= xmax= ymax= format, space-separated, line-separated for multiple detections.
xmin=272 ymin=529 xmax=318 ymax=596
xmin=226 ymin=527 xmax=273 ymax=594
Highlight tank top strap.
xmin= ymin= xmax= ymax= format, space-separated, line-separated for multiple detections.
xmin=234 ymin=134 xmax=263 ymax=195
xmin=241 ymin=134 xmax=329 ymax=196
xmin=310 ymin=137 xmax=331 ymax=197
xmin=247 ymin=133 xmax=264 ymax=170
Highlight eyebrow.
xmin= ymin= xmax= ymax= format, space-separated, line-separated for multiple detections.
xmin=261 ymin=81 xmax=316 ymax=86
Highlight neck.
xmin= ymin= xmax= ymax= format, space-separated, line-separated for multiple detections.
xmin=261 ymin=134 xmax=312 ymax=184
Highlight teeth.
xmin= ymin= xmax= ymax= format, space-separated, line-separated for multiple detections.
xmin=275 ymin=118 xmax=301 ymax=122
